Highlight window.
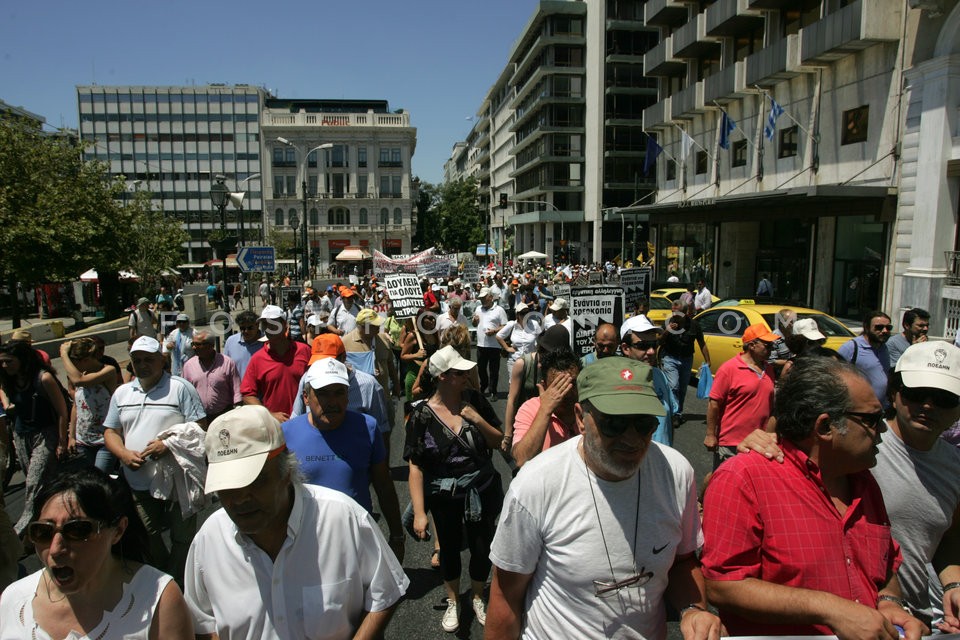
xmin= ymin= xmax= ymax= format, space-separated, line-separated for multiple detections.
xmin=359 ymin=208 xmax=368 ymax=224
xmin=307 ymin=150 xmax=317 ymax=168
xmin=778 ymin=126 xmax=799 ymax=158
xmin=274 ymin=209 xmax=284 ymax=226
xmin=841 ymin=105 xmax=869 ymax=145
xmin=380 ymin=208 xmax=389 ymax=225
xmin=307 ymin=175 xmax=318 ymax=196
xmin=379 ymin=147 xmax=401 ymax=167
xmin=666 ymin=159 xmax=676 ymax=181
xmin=394 ymin=208 xmax=402 ymax=225
xmin=392 ymin=176 xmax=402 ymax=197
xmin=309 ymin=208 xmax=319 ymax=226
xmin=286 ymin=176 xmax=297 ymax=196
xmin=331 ymin=208 xmax=349 ymax=225
xmin=380 ymin=176 xmax=391 ymax=196
xmin=328 ymin=209 xmax=335 ymax=225
xmin=358 ymin=147 xmax=367 ymax=167
xmin=358 ymin=175 xmax=368 ymax=196
xmin=285 ymin=148 xmax=296 ymax=164
xmin=273 ymin=176 xmax=284 ymax=196
xmin=732 ymin=140 xmax=748 ymax=168
xmin=331 ymin=145 xmax=346 ymax=168
xmin=695 ymin=151 xmax=708 ymax=175
xmin=272 ymin=147 xmax=284 ymax=166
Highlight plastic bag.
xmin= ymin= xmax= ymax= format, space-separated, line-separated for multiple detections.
xmin=696 ymin=363 xmax=713 ymax=399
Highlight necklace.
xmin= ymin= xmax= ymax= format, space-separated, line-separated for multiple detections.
xmin=39 ymin=568 xmax=68 ymax=604
xmin=583 ymin=445 xmax=642 ymax=588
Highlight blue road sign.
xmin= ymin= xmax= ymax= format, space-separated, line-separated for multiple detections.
xmin=236 ymin=246 xmax=276 ymax=273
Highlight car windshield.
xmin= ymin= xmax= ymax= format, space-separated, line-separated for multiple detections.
xmin=760 ymin=313 xmax=854 ymax=338
xmin=649 ymin=297 xmax=671 ymax=310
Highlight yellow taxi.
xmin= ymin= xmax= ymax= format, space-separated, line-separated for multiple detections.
xmin=690 ymin=301 xmax=855 ymax=374
xmin=646 ymin=294 xmax=674 ymax=325
xmin=652 ymin=287 xmax=720 ymax=305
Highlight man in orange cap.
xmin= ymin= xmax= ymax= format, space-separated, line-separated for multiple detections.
xmin=704 ymin=323 xmax=777 ymax=469
xmin=329 ymin=286 xmax=360 ymax=336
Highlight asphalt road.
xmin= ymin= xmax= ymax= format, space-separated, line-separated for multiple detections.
xmin=3 ymin=351 xmax=712 ymax=639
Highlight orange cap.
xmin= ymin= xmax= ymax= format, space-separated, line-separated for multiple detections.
xmin=742 ymin=324 xmax=779 ymax=344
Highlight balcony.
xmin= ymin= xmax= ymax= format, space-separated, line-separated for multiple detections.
xmin=644 ymin=36 xmax=687 ymax=77
xmin=705 ymin=0 xmax=764 ymax=36
xmin=262 ymin=110 xmax=411 ymax=128
xmin=799 ymin=0 xmax=900 ymax=64
xmin=645 ymin=0 xmax=692 ymax=27
xmin=703 ymin=62 xmax=748 ymax=104
xmin=745 ymin=35 xmax=808 ymax=87
xmin=673 ymin=13 xmax=720 ymax=58
xmin=643 ymin=97 xmax=672 ymax=129
xmin=671 ymin=82 xmax=706 ymax=119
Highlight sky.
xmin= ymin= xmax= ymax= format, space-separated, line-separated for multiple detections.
xmin=0 ymin=0 xmax=541 ymax=185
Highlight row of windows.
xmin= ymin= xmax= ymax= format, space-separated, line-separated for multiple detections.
xmin=79 ymin=92 xmax=260 ymax=104
xmin=271 ymin=174 xmax=403 ymax=197
xmin=273 ymin=207 xmax=404 ymax=227
xmin=88 ymin=150 xmax=259 ymax=162
xmin=80 ymin=113 xmax=260 ymax=123
xmin=91 ymin=133 xmax=260 ymax=143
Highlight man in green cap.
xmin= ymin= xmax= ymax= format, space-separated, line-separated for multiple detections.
xmin=485 ymin=356 xmax=721 ymax=640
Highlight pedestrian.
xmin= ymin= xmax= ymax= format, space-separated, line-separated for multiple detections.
xmin=694 ymin=279 xmax=712 ymax=312
xmin=162 ymin=313 xmax=196 ymax=377
xmin=128 ymin=297 xmax=157 ymax=340
xmin=485 ymin=357 xmax=721 ymax=639
xmin=755 ymin=273 xmax=774 ymax=297
xmin=184 ymin=406 xmax=408 ymax=638
xmin=222 ymin=310 xmax=263 ymax=380
xmin=838 ymin=310 xmax=893 ymax=408
xmin=58 ymin=338 xmax=121 ymax=472
xmin=659 ymin=303 xmax=710 ymax=426
xmin=887 ymin=307 xmax=930 ymax=367
xmin=329 ymin=287 xmax=361 ymax=336
xmin=620 ymin=315 xmax=678 ymax=446
xmin=701 ymin=357 xmax=927 ymax=639
xmin=102 ymin=336 xmax=207 ymax=583
xmin=181 ymin=330 xmax=241 ymax=424
xmin=511 ymin=348 xmax=581 ymax=467
xmin=496 ymin=302 xmax=542 ymax=372
xmin=472 ymin=287 xmax=508 ymax=398
xmin=580 ymin=322 xmax=619 ymax=367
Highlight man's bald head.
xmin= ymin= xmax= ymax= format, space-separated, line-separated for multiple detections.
xmin=594 ymin=323 xmax=620 ymax=359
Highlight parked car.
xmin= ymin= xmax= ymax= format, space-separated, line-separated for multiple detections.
xmin=646 ymin=294 xmax=675 ymax=326
xmin=652 ymin=287 xmax=720 ymax=305
xmin=691 ymin=301 xmax=855 ymax=374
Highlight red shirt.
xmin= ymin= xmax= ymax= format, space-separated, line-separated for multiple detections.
xmin=512 ymin=397 xmax=579 ymax=452
xmin=709 ymin=353 xmax=775 ymax=446
xmin=239 ymin=340 xmax=311 ymax=415
xmin=701 ymin=441 xmax=901 ymax=636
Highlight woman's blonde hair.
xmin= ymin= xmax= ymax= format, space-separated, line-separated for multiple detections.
xmin=68 ymin=337 xmax=98 ymax=361
xmin=442 ymin=324 xmax=471 ymax=360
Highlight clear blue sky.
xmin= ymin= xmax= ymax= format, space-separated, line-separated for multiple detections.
xmin=0 ymin=0 xmax=540 ymax=185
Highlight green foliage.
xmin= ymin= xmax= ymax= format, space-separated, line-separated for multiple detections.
xmin=413 ymin=178 xmax=441 ymax=250
xmin=117 ymin=190 xmax=188 ymax=295
xmin=435 ymin=178 xmax=485 ymax=252
xmin=263 ymin=228 xmax=295 ymax=258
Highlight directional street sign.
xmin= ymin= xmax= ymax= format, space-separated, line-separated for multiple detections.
xmin=236 ymin=246 xmax=276 ymax=273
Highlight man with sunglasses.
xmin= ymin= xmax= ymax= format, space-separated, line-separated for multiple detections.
xmin=704 ymin=324 xmax=777 ymax=469
xmin=839 ymin=310 xmax=893 ymax=408
xmin=744 ymin=342 xmax=960 ymax=629
xmin=487 ymin=357 xmax=720 ymax=640
xmin=702 ymin=357 xmax=927 ymax=640
xmin=621 ymin=315 xmax=678 ymax=446
xmin=223 ymin=311 xmax=263 ymax=380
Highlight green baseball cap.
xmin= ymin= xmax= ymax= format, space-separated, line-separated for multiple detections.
xmin=577 ymin=356 xmax=666 ymax=417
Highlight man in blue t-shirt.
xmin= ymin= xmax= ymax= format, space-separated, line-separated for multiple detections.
xmin=281 ymin=358 xmax=404 ymax=560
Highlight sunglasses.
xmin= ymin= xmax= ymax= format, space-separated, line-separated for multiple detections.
xmin=900 ymin=386 xmax=960 ymax=409
xmin=872 ymin=324 xmax=894 ymax=332
xmin=843 ymin=410 xmax=886 ymax=434
xmin=27 ymin=519 xmax=103 ymax=544
xmin=594 ymin=570 xmax=653 ymax=598
xmin=589 ymin=409 xmax=659 ymax=438
xmin=626 ymin=340 xmax=658 ymax=351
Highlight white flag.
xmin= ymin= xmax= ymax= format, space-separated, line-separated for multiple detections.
xmin=680 ymin=130 xmax=695 ymax=165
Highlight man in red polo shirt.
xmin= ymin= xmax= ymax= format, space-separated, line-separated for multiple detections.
xmin=240 ymin=305 xmax=311 ymax=422
xmin=704 ymin=323 xmax=776 ymax=469
xmin=701 ymin=357 xmax=927 ymax=640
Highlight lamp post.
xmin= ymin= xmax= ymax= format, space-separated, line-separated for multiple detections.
xmin=289 ymin=212 xmax=300 ymax=281
xmin=209 ymin=175 xmax=230 ymax=307
xmin=230 ymin=173 xmax=260 ymax=310
xmin=278 ymin=137 xmax=333 ymax=281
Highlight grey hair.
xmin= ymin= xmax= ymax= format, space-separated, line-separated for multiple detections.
xmin=276 ymin=451 xmax=306 ymax=486
xmin=775 ymin=357 xmax=864 ymax=442
xmin=193 ymin=330 xmax=216 ymax=345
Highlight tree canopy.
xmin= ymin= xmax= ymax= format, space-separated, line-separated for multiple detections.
xmin=414 ymin=178 xmax=486 ymax=253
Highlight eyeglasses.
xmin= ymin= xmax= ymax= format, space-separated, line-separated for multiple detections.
xmin=626 ymin=340 xmax=658 ymax=351
xmin=27 ymin=519 xmax=103 ymax=544
xmin=588 ymin=409 xmax=658 ymax=438
xmin=593 ymin=570 xmax=653 ymax=598
xmin=842 ymin=410 xmax=886 ymax=434
xmin=872 ymin=324 xmax=894 ymax=332
xmin=900 ymin=386 xmax=960 ymax=409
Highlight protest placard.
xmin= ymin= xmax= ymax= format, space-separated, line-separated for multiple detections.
xmin=552 ymin=283 xmax=571 ymax=301
xmin=462 ymin=260 xmax=481 ymax=285
xmin=570 ymin=286 xmax=624 ymax=358
xmin=384 ymin=273 xmax=423 ymax=320
xmin=588 ymin=271 xmax=603 ymax=285
xmin=620 ymin=267 xmax=652 ymax=310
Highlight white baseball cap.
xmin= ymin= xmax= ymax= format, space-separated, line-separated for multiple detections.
xmin=428 ymin=345 xmax=477 ymax=377
xmin=130 ymin=336 xmax=161 ymax=353
xmin=204 ymin=406 xmax=286 ymax=494
xmin=306 ymin=314 xmax=327 ymax=328
xmin=549 ymin=298 xmax=569 ymax=312
xmin=896 ymin=341 xmax=960 ymax=396
xmin=793 ymin=318 xmax=826 ymax=341
xmin=305 ymin=357 xmax=349 ymax=390
xmin=620 ymin=314 xmax=661 ymax=340
xmin=259 ymin=305 xmax=285 ymax=321
xmin=479 ymin=287 xmax=492 ymax=298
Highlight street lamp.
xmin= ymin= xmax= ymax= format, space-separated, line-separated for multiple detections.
xmin=278 ymin=137 xmax=333 ymax=280
xmin=209 ymin=175 xmax=230 ymax=307
xmin=289 ymin=212 xmax=300 ymax=280
xmin=230 ymin=172 xmax=260 ymax=310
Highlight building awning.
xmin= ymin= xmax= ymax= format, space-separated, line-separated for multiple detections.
xmin=204 ymin=254 xmax=239 ymax=268
xmin=336 ymin=247 xmax=372 ymax=261
xmin=603 ymin=185 xmax=897 ymax=224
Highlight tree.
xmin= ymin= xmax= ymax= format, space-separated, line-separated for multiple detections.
xmin=435 ymin=178 xmax=485 ymax=252
xmin=412 ymin=178 xmax=441 ymax=251
xmin=118 ymin=191 xmax=188 ymax=297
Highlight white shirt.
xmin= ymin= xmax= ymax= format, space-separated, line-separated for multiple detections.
xmin=694 ymin=287 xmax=712 ymax=311
xmin=474 ymin=303 xmax=508 ymax=349
xmin=331 ymin=303 xmax=360 ymax=335
xmin=185 ymin=483 xmax=408 ymax=640
xmin=438 ymin=309 xmax=469 ymax=336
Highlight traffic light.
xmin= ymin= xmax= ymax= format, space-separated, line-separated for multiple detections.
xmin=499 ymin=193 xmax=508 ymax=209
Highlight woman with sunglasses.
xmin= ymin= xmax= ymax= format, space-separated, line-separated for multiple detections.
xmin=405 ymin=346 xmax=504 ymax=633
xmin=0 ymin=467 xmax=193 ymax=638
xmin=0 ymin=341 xmax=69 ymax=537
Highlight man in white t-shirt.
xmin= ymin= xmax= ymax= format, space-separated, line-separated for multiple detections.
xmin=103 ymin=336 xmax=207 ymax=583
xmin=438 ymin=295 xmax=470 ymax=339
xmin=542 ymin=298 xmax=574 ymax=351
xmin=185 ymin=405 xmax=408 ymax=639
xmin=486 ymin=357 xmax=720 ymax=639
xmin=473 ymin=287 xmax=508 ymax=398
xmin=694 ymin=280 xmax=713 ymax=312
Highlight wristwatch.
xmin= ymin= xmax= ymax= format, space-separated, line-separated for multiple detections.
xmin=679 ymin=604 xmax=707 ymax=618
xmin=877 ymin=594 xmax=912 ymax=614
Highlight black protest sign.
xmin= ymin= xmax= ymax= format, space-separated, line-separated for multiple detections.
xmin=621 ymin=267 xmax=652 ymax=310
xmin=570 ymin=286 xmax=624 ymax=358
xmin=384 ymin=273 xmax=423 ymax=320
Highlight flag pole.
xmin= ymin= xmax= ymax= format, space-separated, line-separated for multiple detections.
xmin=755 ymin=86 xmax=816 ymax=139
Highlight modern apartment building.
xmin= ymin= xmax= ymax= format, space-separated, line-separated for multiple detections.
xmin=636 ymin=0 xmax=960 ymax=323
xmin=261 ymin=99 xmax=417 ymax=267
xmin=454 ymin=0 xmax=660 ymax=265
xmin=77 ymin=84 xmax=265 ymax=264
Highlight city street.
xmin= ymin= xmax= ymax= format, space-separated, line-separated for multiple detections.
xmin=3 ymin=348 xmax=711 ymax=639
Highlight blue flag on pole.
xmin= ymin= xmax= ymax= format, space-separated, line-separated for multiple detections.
xmin=764 ymin=99 xmax=784 ymax=141
xmin=644 ymin=136 xmax=663 ymax=176
xmin=719 ymin=111 xmax=736 ymax=150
